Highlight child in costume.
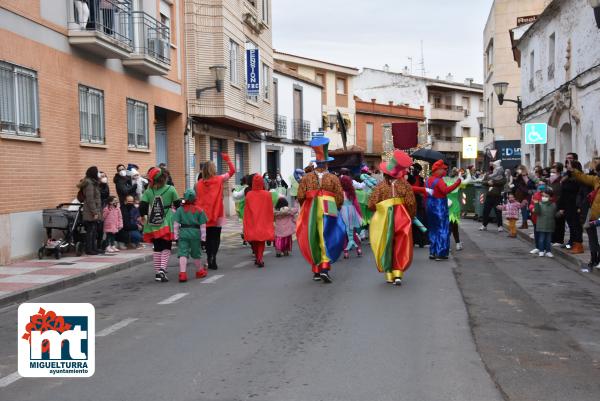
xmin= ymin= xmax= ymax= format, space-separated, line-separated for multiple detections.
xmin=173 ymin=189 xmax=208 ymax=282
xmin=426 ymin=160 xmax=461 ymax=261
xmin=274 ymin=197 xmax=297 ymax=257
xmin=232 ymin=176 xmax=249 ymax=246
xmin=140 ymin=167 xmax=179 ymax=282
xmin=533 ymin=188 xmax=556 ymax=258
xmin=244 ymin=174 xmax=275 ymax=267
xmin=497 ymin=193 xmax=522 ymax=238
xmin=340 ymin=175 xmax=363 ymax=259
xmin=368 ymin=150 xmax=417 ymax=286
xmin=296 ymin=137 xmax=345 ymax=283
xmin=103 ymin=195 xmax=123 ymax=253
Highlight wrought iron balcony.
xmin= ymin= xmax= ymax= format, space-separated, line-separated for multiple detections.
xmin=122 ymin=12 xmax=171 ymax=75
xmin=273 ymin=115 xmax=287 ymax=138
xmin=68 ymin=0 xmax=133 ymax=58
xmin=293 ymin=119 xmax=311 ymax=142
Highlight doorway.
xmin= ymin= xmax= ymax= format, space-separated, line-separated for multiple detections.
xmin=559 ymin=123 xmax=572 ymax=162
xmin=266 ymin=149 xmax=280 ymax=177
xmin=155 ymin=107 xmax=168 ymax=166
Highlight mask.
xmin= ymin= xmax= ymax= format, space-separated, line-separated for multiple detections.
xmin=119 ymin=170 xmax=127 ymax=177
xmin=541 ymin=196 xmax=550 ymax=202
xmin=97 ymin=172 xmax=102 ymax=179
xmin=100 ymin=177 xmax=108 ymax=184
xmin=134 ymin=204 xmax=139 ymax=208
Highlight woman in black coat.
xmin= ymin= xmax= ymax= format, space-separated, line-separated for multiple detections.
xmin=113 ymin=164 xmax=137 ymax=205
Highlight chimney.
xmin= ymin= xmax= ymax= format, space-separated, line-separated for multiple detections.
xmin=402 ymin=66 xmax=410 ymax=75
xmin=446 ymin=73 xmax=454 ymax=82
xmin=388 ymin=101 xmax=394 ymax=106
xmin=383 ymin=64 xmax=390 ymax=72
xmin=465 ymin=78 xmax=474 ymax=86
xmin=371 ymin=98 xmax=377 ymax=104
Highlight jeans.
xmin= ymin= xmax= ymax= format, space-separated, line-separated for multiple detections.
xmin=521 ymin=206 xmax=529 ymax=224
xmin=482 ymin=194 xmax=502 ymax=227
xmin=205 ymin=227 xmax=222 ymax=268
xmin=536 ymin=231 xmax=552 ymax=253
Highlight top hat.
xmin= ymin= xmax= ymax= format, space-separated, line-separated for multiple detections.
xmin=379 ymin=149 xmax=412 ymax=178
xmin=310 ymin=137 xmax=335 ymax=163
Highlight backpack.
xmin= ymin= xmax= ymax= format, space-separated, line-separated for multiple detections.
xmin=148 ymin=186 xmax=171 ymax=226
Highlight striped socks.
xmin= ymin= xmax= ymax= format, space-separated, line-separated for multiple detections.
xmin=179 ymin=256 xmax=188 ymax=273
xmin=153 ymin=252 xmax=161 ymax=273
xmin=160 ymin=250 xmax=171 ymax=271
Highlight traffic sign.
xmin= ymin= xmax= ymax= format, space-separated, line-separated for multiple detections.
xmin=524 ymin=123 xmax=548 ymax=145
xmin=462 ymin=137 xmax=478 ymax=159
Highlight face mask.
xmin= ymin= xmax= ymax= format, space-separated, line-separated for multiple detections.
xmin=541 ymin=196 xmax=550 ymax=202
xmin=100 ymin=177 xmax=108 ymax=184
xmin=97 ymin=172 xmax=102 ymax=179
xmin=119 ymin=170 xmax=127 ymax=177
xmin=550 ymin=173 xmax=558 ymax=181
xmin=134 ymin=204 xmax=139 ymax=208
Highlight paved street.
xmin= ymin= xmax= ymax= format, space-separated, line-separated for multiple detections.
xmin=1 ymin=221 xmax=599 ymax=401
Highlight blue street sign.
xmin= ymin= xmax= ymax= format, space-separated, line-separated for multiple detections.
xmin=524 ymin=123 xmax=548 ymax=145
xmin=312 ymin=132 xmax=325 ymax=138
xmin=246 ymin=48 xmax=260 ymax=96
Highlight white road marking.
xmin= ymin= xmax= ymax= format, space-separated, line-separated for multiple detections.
xmin=157 ymin=292 xmax=189 ymax=305
xmin=201 ymin=274 xmax=224 ymax=284
xmin=0 ymin=372 xmax=21 ymax=388
xmin=264 ymin=251 xmax=272 ymax=255
xmin=96 ymin=318 xmax=138 ymax=337
xmin=233 ymin=261 xmax=253 ymax=269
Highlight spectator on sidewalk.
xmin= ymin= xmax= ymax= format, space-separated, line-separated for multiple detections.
xmin=479 ymin=160 xmax=506 ymax=232
xmin=97 ymin=171 xmax=111 ymax=251
xmin=569 ymin=162 xmax=600 ymax=269
xmin=78 ymin=166 xmax=102 ymax=255
xmin=533 ymin=188 xmax=557 ymax=258
xmin=549 ymin=163 xmax=565 ymax=246
xmin=103 ymin=196 xmax=123 ymax=253
xmin=114 ymin=164 xmax=137 ymax=205
xmin=497 ymin=193 xmax=521 ymax=238
xmin=559 ymin=160 xmax=584 ymax=254
xmin=130 ymin=168 xmax=148 ymax=201
xmin=513 ymin=165 xmax=536 ymax=229
xmin=118 ymin=195 xmax=142 ymax=249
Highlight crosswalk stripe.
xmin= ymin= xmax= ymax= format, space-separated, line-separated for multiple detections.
xmin=96 ymin=318 xmax=138 ymax=337
xmin=0 ymin=372 xmax=20 ymax=388
xmin=233 ymin=261 xmax=253 ymax=268
xmin=157 ymin=292 xmax=189 ymax=305
xmin=201 ymin=274 xmax=224 ymax=284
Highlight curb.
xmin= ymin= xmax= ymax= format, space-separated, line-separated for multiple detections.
xmin=511 ymin=225 xmax=600 ymax=285
xmin=0 ymin=254 xmax=153 ymax=308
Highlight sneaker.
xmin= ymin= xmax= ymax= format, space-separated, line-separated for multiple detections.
xmin=456 ymin=242 xmax=463 ymax=251
xmin=478 ymin=225 xmax=487 ymax=231
xmin=106 ymin=246 xmax=115 ymax=253
xmin=429 ymin=255 xmax=436 ymax=260
xmin=178 ymin=272 xmax=188 ymax=282
xmin=257 ymin=261 xmax=265 ymax=268
xmin=118 ymin=243 xmax=127 ymax=250
xmin=393 ymin=278 xmax=402 ymax=286
xmin=529 ymin=248 xmax=540 ymax=254
xmin=497 ymin=227 xmax=503 ymax=232
xmin=319 ymin=271 xmax=333 ymax=283
xmin=113 ymin=246 xmax=121 ymax=252
xmin=581 ymin=268 xmax=590 ymax=273
xmin=195 ymin=267 xmax=208 ymax=279
xmin=155 ymin=272 xmax=162 ymax=282
xmin=538 ymin=251 xmax=545 ymax=257
xmin=313 ymin=273 xmax=322 ymax=281
xmin=545 ymin=252 xmax=554 ymax=258
xmin=552 ymin=243 xmax=562 ymax=248
xmin=158 ymin=269 xmax=168 ymax=282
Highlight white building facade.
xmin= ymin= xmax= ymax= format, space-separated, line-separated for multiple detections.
xmin=517 ymin=0 xmax=600 ymax=168
xmin=248 ymin=66 xmax=321 ymax=183
xmin=355 ymin=68 xmax=484 ymax=168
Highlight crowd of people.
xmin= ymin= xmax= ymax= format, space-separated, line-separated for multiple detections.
xmin=75 ymin=143 xmax=600 ymax=287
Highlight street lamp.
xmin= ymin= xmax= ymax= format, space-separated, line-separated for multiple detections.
xmin=590 ymin=0 xmax=600 ymax=28
xmin=493 ymin=81 xmax=523 ymax=123
xmin=196 ymin=65 xmax=227 ymax=98
xmin=477 ymin=116 xmax=495 ymax=134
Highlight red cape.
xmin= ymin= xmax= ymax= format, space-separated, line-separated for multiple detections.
xmin=195 ymin=176 xmax=223 ymax=226
xmin=243 ymin=190 xmax=275 ymax=242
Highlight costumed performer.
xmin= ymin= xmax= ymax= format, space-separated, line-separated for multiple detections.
xmin=244 ymin=174 xmax=275 ymax=267
xmin=173 ymin=189 xmax=208 ymax=282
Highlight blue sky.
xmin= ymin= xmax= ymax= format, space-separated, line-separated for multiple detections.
xmin=272 ymin=0 xmax=494 ymax=83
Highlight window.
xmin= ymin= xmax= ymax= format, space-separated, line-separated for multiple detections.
xmin=210 ymin=138 xmax=225 ymax=174
xmin=486 ymin=39 xmax=494 ymax=74
xmin=366 ymin=123 xmax=374 ymax=153
xmin=127 ymin=99 xmax=148 ymax=149
xmin=0 ymin=61 xmax=39 ymax=136
xmin=462 ymin=127 xmax=471 ymax=138
xmin=548 ymin=33 xmax=556 ymax=79
xmin=262 ymin=63 xmax=270 ymax=100
xmin=159 ymin=1 xmax=172 ymax=41
xmin=79 ymin=85 xmax=105 ymax=144
xmin=295 ymin=151 xmax=304 ymax=170
xmin=315 ymin=72 xmax=326 ymax=103
xmin=479 ymin=98 xmax=484 ymax=112
xmin=336 ymin=77 xmax=346 ymax=95
xmin=462 ymin=97 xmax=470 ymax=116
xmin=529 ymin=50 xmax=535 ymax=91
xmin=261 ymin=0 xmax=269 ymax=24
xmin=229 ymin=39 xmax=239 ymax=84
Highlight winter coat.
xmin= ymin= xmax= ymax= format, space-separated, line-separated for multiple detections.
xmin=99 ymin=183 xmax=110 ymax=208
xmin=274 ymin=207 xmax=297 ymax=238
xmin=121 ymin=204 xmax=141 ymax=232
xmin=534 ymin=201 xmax=557 ymax=233
xmin=77 ymin=177 xmax=101 ymax=222
xmin=513 ymin=175 xmax=536 ymax=203
xmin=103 ymin=205 xmax=123 ymax=233
xmin=113 ymin=174 xmax=137 ymax=205
xmin=557 ymin=175 xmax=580 ymax=213
xmin=573 ymin=169 xmax=600 ymax=220
xmin=499 ymin=201 xmax=521 ymax=220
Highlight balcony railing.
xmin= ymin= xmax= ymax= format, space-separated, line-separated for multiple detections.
xmin=122 ymin=12 xmax=170 ymax=75
xmin=68 ymin=0 xmax=133 ymax=58
xmin=293 ymin=119 xmax=311 ymax=142
xmin=431 ymin=104 xmax=463 ymax=111
xmin=274 ymin=115 xmax=287 ymax=138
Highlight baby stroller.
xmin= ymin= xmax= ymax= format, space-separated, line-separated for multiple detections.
xmin=39 ymin=203 xmax=85 ymax=259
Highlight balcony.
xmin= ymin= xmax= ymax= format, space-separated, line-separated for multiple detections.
xmin=270 ymin=115 xmax=287 ymax=138
xmin=122 ymin=12 xmax=171 ymax=75
xmin=429 ymin=104 xmax=464 ymax=122
xmin=68 ymin=0 xmax=133 ymax=59
xmin=293 ymin=119 xmax=311 ymax=142
xmin=432 ymin=136 xmax=463 ymax=152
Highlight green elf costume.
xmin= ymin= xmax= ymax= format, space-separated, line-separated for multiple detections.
xmin=444 ymin=169 xmax=466 ymax=251
xmin=174 ymin=189 xmax=208 ymax=282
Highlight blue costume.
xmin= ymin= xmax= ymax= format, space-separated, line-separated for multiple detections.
xmin=426 ymin=177 xmax=451 ymax=258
